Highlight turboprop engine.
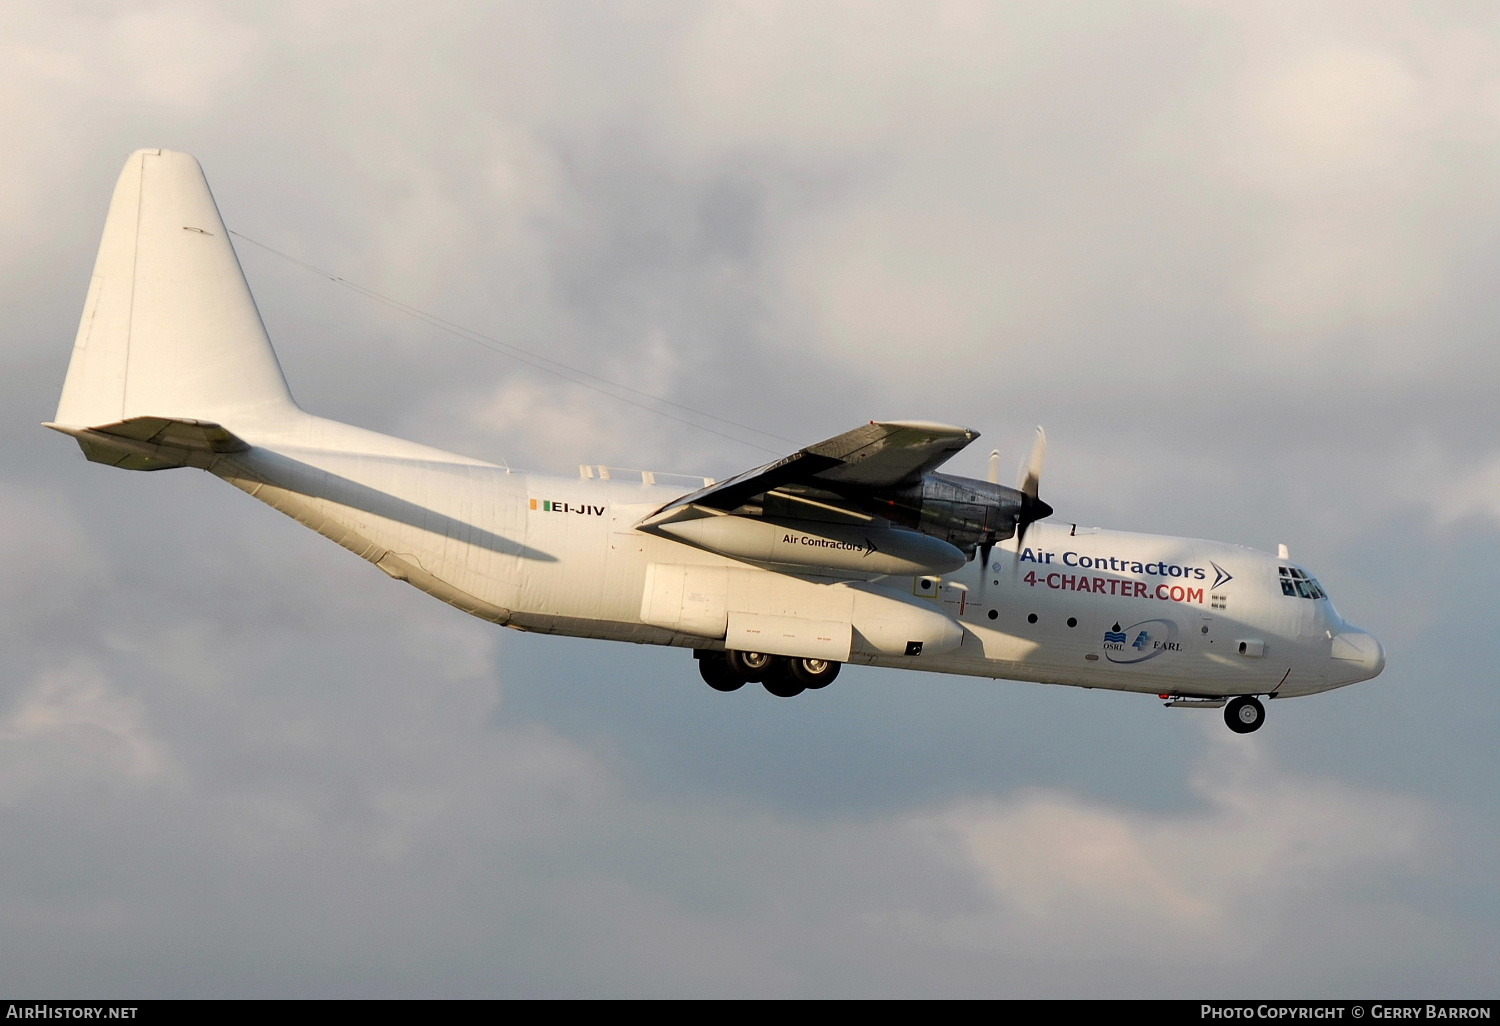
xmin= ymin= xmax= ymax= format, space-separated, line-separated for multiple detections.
xmin=851 ymin=472 xmax=1050 ymax=558
xmin=651 ymin=514 xmax=967 ymax=576
xmin=640 ymin=423 xmax=1054 ymax=574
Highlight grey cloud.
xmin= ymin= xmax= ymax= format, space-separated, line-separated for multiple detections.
xmin=0 ymin=0 xmax=1496 ymax=997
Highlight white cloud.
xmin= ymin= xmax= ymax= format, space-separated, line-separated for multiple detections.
xmin=454 ymin=331 xmax=686 ymax=473
xmin=108 ymin=4 xmax=261 ymax=109
xmin=911 ymin=733 xmax=1431 ymax=970
xmin=1233 ymin=47 xmax=1420 ymax=190
xmin=0 ymin=660 xmax=173 ymax=801
xmin=1434 ymin=453 xmax=1500 ymax=526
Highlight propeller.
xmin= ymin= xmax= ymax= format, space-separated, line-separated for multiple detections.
xmin=975 ymin=432 xmax=1053 ymax=574
xmin=976 ymin=449 xmax=1004 ymax=572
xmin=1013 ymin=426 xmax=1053 ymax=552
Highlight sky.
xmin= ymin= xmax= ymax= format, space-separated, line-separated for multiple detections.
xmin=2 ymin=0 xmax=1497 ymax=998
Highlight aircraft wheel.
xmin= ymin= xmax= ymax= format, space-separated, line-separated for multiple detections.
xmin=697 ymin=652 xmax=745 ymax=692
xmin=789 ymin=658 xmax=840 ymax=690
xmin=1225 ymin=696 xmax=1265 ymax=734
xmin=761 ymin=660 xmax=806 ymax=698
xmin=727 ymin=650 xmax=774 ymax=683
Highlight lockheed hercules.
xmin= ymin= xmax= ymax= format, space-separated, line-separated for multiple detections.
xmin=49 ymin=151 xmax=1385 ymax=733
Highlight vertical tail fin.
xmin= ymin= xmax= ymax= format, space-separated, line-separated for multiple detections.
xmin=54 ymin=149 xmax=299 ymax=431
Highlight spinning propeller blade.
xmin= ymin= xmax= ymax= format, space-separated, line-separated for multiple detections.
xmin=1014 ymin=427 xmax=1052 ymax=551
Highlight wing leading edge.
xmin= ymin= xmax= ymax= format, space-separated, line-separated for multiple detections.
xmin=646 ymin=421 xmax=978 ymax=521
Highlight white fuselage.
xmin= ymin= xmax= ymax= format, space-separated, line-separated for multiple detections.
xmin=209 ymin=432 xmax=1382 ymax=702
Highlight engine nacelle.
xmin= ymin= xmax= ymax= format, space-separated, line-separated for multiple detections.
xmin=652 ymin=514 xmax=967 ymax=576
xmin=852 ymin=473 xmax=1035 ymax=555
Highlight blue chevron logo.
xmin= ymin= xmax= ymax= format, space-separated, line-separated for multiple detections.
xmin=1210 ymin=561 xmax=1233 ymax=590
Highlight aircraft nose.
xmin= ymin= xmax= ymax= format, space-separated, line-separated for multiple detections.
xmin=1330 ymin=630 xmax=1385 ymax=683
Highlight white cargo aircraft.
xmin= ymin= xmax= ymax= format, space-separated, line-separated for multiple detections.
xmin=49 ymin=150 xmax=1385 ymax=734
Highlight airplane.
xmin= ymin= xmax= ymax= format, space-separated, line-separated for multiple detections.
xmin=47 ymin=150 xmax=1385 ymax=735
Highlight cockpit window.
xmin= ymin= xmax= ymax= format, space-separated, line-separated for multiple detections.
xmin=1278 ymin=566 xmax=1325 ymax=600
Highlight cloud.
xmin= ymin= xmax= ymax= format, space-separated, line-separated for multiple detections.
xmin=1434 ymin=453 xmax=1500 ymax=527
xmin=2 ymin=0 xmax=1498 ymax=999
xmin=452 ymin=330 xmax=686 ymax=474
xmin=0 ymin=660 xmax=172 ymax=802
xmin=0 ymin=634 xmax=1476 ymax=997
xmin=915 ymin=734 xmax=1433 ymax=967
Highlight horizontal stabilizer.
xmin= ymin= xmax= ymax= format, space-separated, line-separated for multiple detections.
xmin=45 ymin=416 xmax=249 ymax=471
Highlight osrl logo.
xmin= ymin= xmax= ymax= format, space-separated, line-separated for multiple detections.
xmin=1101 ymin=619 xmax=1181 ymax=664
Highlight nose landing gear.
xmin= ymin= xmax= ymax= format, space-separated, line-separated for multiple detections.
xmin=1225 ymin=695 xmax=1265 ymax=734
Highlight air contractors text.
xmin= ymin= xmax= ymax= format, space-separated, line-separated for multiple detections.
xmin=783 ymin=533 xmax=870 ymax=554
xmin=1019 ymin=547 xmax=1209 ymax=580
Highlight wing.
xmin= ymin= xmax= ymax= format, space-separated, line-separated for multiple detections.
xmin=644 ymin=420 xmax=978 ymax=523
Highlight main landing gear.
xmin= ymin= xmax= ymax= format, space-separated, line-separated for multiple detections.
xmin=695 ymin=649 xmax=841 ymax=698
xmin=1224 ymin=695 xmax=1265 ymax=734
